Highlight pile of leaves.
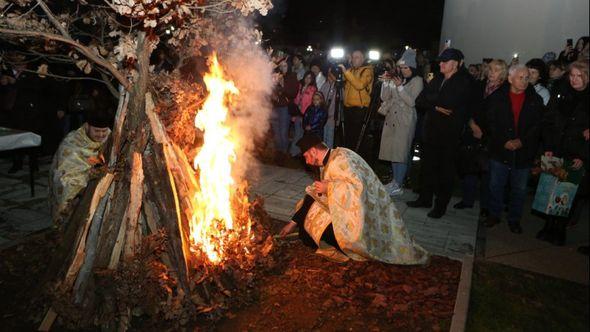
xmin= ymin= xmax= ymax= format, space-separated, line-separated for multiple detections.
xmin=213 ymin=240 xmax=462 ymax=331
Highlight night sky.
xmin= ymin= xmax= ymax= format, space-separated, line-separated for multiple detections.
xmin=257 ymin=0 xmax=446 ymax=53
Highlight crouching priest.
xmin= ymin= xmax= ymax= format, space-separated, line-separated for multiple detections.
xmin=279 ymin=133 xmax=429 ymax=264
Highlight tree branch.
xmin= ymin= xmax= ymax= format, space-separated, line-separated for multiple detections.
xmin=20 ymin=68 xmax=114 ymax=86
xmin=36 ymin=0 xmax=71 ymax=39
xmin=0 ymin=28 xmax=130 ymax=89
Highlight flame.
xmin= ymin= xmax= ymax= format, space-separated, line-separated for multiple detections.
xmin=189 ymin=54 xmax=241 ymax=264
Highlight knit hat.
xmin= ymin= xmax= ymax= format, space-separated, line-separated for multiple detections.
xmin=397 ymin=48 xmax=417 ymax=68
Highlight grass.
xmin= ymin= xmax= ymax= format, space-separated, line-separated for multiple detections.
xmin=466 ymin=260 xmax=589 ymax=332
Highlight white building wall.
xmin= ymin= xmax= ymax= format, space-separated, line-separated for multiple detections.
xmin=440 ymin=0 xmax=590 ymax=65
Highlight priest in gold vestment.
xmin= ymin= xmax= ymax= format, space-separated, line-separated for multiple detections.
xmin=49 ymin=111 xmax=111 ymax=224
xmin=279 ymin=133 xmax=428 ymax=264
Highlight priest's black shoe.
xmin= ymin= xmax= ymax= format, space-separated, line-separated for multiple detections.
xmin=509 ymin=223 xmax=523 ymax=234
xmin=453 ymin=201 xmax=473 ymax=209
xmin=427 ymin=208 xmax=446 ymax=219
xmin=407 ymin=199 xmax=432 ymax=208
xmin=484 ymin=215 xmax=501 ymax=228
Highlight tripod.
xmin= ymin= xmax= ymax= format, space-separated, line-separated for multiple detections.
xmin=354 ymin=79 xmax=382 ymax=152
xmin=333 ymin=71 xmax=346 ymax=147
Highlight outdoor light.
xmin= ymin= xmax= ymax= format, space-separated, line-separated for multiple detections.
xmin=513 ymin=53 xmax=519 ymax=58
xmin=306 ymin=45 xmax=313 ymax=52
xmin=329 ymin=47 xmax=345 ymax=60
xmin=368 ymin=50 xmax=380 ymax=61
xmin=405 ymin=45 xmax=410 ymax=50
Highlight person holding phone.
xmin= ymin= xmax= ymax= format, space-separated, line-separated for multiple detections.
xmin=378 ymin=48 xmax=424 ymax=196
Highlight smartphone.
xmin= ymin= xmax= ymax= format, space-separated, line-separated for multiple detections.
xmin=444 ymin=39 xmax=451 ymax=48
xmin=566 ymin=38 xmax=573 ymax=47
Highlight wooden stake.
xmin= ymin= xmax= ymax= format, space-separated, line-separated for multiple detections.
xmin=38 ymin=307 xmax=57 ymax=331
xmin=123 ymin=152 xmax=144 ymax=259
xmin=63 ymin=173 xmax=114 ymax=290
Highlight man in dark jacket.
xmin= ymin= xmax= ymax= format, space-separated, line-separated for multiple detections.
xmin=408 ymin=48 xmax=474 ymax=218
xmin=485 ymin=64 xmax=547 ymax=233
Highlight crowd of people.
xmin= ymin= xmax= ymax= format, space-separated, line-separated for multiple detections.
xmin=270 ymin=36 xmax=589 ymax=253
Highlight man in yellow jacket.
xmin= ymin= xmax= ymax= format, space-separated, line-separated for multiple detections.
xmin=338 ymin=50 xmax=374 ymax=158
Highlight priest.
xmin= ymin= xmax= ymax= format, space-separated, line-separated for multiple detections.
xmin=49 ymin=108 xmax=112 ymax=224
xmin=279 ymin=133 xmax=429 ymax=264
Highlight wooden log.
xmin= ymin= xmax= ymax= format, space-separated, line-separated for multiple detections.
xmin=109 ymin=86 xmax=130 ymax=167
xmin=123 ymin=152 xmax=144 ymax=259
xmin=38 ymin=307 xmax=57 ymax=331
xmin=43 ymin=179 xmax=99 ymax=286
xmin=142 ymin=196 xmax=159 ymax=234
xmin=72 ymin=183 xmax=114 ymax=303
xmin=94 ymin=177 xmax=130 ymax=268
xmin=142 ymin=144 xmax=190 ymax=292
xmin=61 ymin=173 xmax=114 ymax=291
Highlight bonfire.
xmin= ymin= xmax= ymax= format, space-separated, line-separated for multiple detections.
xmin=38 ymin=54 xmax=274 ymax=331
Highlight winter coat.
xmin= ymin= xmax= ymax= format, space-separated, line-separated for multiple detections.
xmin=416 ymin=68 xmax=474 ymax=147
xmin=544 ymin=84 xmax=589 ymax=165
xmin=343 ymin=65 xmax=373 ymax=108
xmin=294 ymin=84 xmax=317 ymax=115
xmin=456 ymin=80 xmax=505 ymax=175
xmin=272 ymin=72 xmax=299 ymax=108
xmin=378 ymin=76 xmax=423 ymax=163
xmin=303 ymin=105 xmax=328 ymax=138
xmin=486 ymin=84 xmax=545 ymax=169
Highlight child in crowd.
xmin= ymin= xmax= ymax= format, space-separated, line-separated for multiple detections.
xmin=302 ymin=91 xmax=328 ymax=139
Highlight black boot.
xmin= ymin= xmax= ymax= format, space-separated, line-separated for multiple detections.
xmin=536 ymin=218 xmax=555 ymax=242
xmin=551 ymin=220 xmax=567 ymax=246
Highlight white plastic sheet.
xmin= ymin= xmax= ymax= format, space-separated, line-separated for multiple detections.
xmin=0 ymin=127 xmax=42 ymax=151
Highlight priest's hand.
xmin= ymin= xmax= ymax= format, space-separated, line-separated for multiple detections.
xmin=314 ymin=181 xmax=327 ymax=194
xmin=279 ymin=221 xmax=297 ymax=237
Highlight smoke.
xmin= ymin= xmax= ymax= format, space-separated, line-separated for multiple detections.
xmin=215 ymin=18 xmax=275 ymax=182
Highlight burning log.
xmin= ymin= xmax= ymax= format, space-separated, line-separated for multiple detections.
xmin=40 ymin=53 xmax=276 ymax=330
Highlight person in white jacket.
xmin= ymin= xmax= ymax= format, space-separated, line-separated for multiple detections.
xmin=378 ymin=49 xmax=424 ymax=196
xmin=526 ymin=58 xmax=550 ymax=105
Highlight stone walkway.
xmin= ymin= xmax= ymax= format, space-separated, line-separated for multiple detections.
xmin=248 ymin=163 xmax=479 ymax=260
xmin=0 ymin=156 xmax=52 ymax=249
xmin=0 ymin=155 xmax=478 ymax=261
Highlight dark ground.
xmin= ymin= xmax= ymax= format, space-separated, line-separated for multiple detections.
xmin=0 ymin=226 xmax=461 ymax=332
xmin=467 ymin=260 xmax=589 ymax=332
